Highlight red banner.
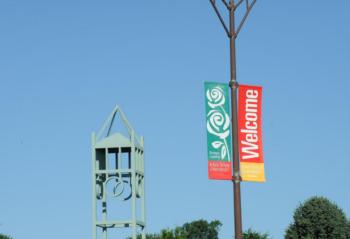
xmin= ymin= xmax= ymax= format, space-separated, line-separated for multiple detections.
xmin=238 ymin=85 xmax=265 ymax=182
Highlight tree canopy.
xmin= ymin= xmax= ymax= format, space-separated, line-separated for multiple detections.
xmin=285 ymin=196 xmax=350 ymax=239
xmin=131 ymin=219 xmax=222 ymax=239
xmin=131 ymin=219 xmax=271 ymax=239
xmin=243 ymin=228 xmax=270 ymax=239
xmin=0 ymin=234 xmax=12 ymax=239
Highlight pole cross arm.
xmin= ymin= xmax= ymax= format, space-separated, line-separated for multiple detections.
xmin=209 ymin=0 xmax=257 ymax=38
xmin=235 ymin=0 xmax=257 ymax=38
xmin=209 ymin=0 xmax=231 ymax=37
xmin=234 ymin=0 xmax=244 ymax=10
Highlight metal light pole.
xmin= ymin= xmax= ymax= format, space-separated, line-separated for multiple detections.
xmin=209 ymin=1 xmax=257 ymax=238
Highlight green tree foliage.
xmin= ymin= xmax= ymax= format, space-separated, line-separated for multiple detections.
xmin=243 ymin=228 xmax=270 ymax=239
xmin=178 ymin=219 xmax=222 ymax=239
xmin=0 ymin=234 xmax=12 ymax=239
xmin=132 ymin=220 xmax=273 ymax=239
xmin=285 ymin=196 xmax=350 ymax=239
xmin=132 ymin=219 xmax=222 ymax=239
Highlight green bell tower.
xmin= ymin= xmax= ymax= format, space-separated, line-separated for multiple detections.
xmin=92 ymin=105 xmax=146 ymax=239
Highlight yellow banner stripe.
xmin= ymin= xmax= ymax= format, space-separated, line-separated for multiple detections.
xmin=240 ymin=162 xmax=266 ymax=182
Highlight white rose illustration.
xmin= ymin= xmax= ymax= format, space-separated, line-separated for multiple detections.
xmin=206 ymin=86 xmax=225 ymax=108
xmin=206 ymin=110 xmax=230 ymax=139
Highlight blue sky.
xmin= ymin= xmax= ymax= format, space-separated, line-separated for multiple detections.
xmin=1 ymin=1 xmax=350 ymax=238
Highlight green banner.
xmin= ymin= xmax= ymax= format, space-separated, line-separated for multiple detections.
xmin=205 ymin=82 xmax=232 ymax=180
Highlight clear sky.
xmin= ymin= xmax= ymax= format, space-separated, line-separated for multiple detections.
xmin=1 ymin=1 xmax=350 ymax=238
